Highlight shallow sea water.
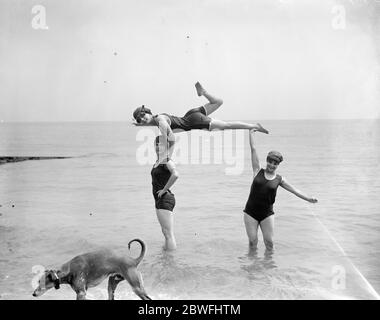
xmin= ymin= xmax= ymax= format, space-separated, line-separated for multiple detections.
xmin=0 ymin=120 xmax=379 ymax=299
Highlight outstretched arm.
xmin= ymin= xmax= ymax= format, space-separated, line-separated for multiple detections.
xmin=280 ymin=178 xmax=318 ymax=203
xmin=249 ymin=129 xmax=260 ymax=177
xmin=131 ymin=119 xmax=146 ymax=126
xmin=157 ymin=160 xmax=179 ymax=198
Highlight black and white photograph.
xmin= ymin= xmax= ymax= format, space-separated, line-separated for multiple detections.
xmin=0 ymin=0 xmax=379 ymax=304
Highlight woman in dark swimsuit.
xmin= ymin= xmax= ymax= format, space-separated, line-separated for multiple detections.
xmin=244 ymin=130 xmax=317 ymax=255
xmin=132 ymin=82 xmax=269 ymax=143
xmin=151 ymin=135 xmax=178 ymax=250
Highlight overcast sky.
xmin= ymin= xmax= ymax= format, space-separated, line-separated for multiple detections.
xmin=0 ymin=0 xmax=379 ymax=121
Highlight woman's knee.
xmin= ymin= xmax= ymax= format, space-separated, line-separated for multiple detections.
xmin=248 ymin=237 xmax=258 ymax=247
xmin=245 ymin=228 xmax=258 ymax=245
xmin=161 ymin=226 xmax=173 ymax=238
xmin=215 ymin=98 xmax=223 ymax=107
xmin=263 ymin=237 xmax=274 ymax=250
xmin=209 ymin=119 xmax=226 ymax=130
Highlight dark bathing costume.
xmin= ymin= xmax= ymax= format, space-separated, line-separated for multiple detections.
xmin=151 ymin=160 xmax=176 ymax=212
xmin=244 ymin=168 xmax=283 ymax=223
xmin=153 ymin=107 xmax=211 ymax=131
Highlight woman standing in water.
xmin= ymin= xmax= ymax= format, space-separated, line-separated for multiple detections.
xmin=244 ymin=129 xmax=318 ymax=255
xmin=151 ymin=135 xmax=178 ymax=250
xmin=132 ymin=82 xmax=269 ymax=143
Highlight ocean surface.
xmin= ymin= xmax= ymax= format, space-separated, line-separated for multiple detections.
xmin=0 ymin=120 xmax=379 ymax=300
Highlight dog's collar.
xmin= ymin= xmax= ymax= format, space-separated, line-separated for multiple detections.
xmin=55 ymin=270 xmax=73 ymax=287
xmin=51 ymin=271 xmax=60 ymax=290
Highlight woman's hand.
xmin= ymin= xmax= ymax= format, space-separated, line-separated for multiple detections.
xmin=132 ymin=119 xmax=144 ymax=126
xmin=157 ymin=189 xmax=167 ymax=198
xmin=307 ymin=197 xmax=318 ymax=203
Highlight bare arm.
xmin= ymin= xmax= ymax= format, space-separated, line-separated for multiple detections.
xmin=155 ymin=115 xmax=175 ymax=143
xmin=280 ymin=177 xmax=318 ymax=203
xmin=131 ymin=119 xmax=146 ymax=126
xmin=157 ymin=160 xmax=179 ymax=197
xmin=249 ymin=130 xmax=260 ymax=177
xmin=131 ymin=118 xmax=156 ymax=126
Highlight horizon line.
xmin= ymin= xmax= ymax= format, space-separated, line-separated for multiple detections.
xmin=0 ymin=118 xmax=379 ymax=124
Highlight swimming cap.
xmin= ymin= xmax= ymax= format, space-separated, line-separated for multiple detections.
xmin=133 ymin=105 xmax=152 ymax=122
xmin=267 ymin=150 xmax=283 ymax=163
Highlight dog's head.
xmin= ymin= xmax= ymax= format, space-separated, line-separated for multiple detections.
xmin=32 ymin=270 xmax=60 ymax=297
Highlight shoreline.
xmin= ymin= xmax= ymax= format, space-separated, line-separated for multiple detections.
xmin=0 ymin=156 xmax=72 ymax=165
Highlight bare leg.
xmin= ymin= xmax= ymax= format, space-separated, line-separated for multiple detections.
xmin=75 ymin=289 xmax=87 ymax=300
xmin=210 ymin=119 xmax=269 ymax=134
xmin=156 ymin=209 xmax=177 ymax=250
xmin=107 ymin=275 xmax=124 ymax=300
xmin=260 ymin=215 xmax=274 ymax=254
xmin=243 ymin=213 xmax=259 ymax=256
xmin=72 ymin=278 xmax=87 ymax=300
xmin=195 ymin=82 xmax=223 ymax=116
xmin=124 ymin=268 xmax=152 ymax=300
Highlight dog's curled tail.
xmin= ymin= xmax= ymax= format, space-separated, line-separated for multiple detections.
xmin=128 ymin=239 xmax=146 ymax=266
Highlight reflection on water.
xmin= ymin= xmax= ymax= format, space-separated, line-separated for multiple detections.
xmin=240 ymin=250 xmax=277 ymax=282
xmin=150 ymin=249 xmax=178 ymax=287
xmin=239 ymin=250 xmax=324 ymax=299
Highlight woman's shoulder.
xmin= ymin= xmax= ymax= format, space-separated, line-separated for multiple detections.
xmin=155 ymin=113 xmax=170 ymax=120
xmin=155 ymin=114 xmax=171 ymax=126
xmin=252 ymin=167 xmax=263 ymax=179
xmin=165 ymin=158 xmax=175 ymax=167
xmin=154 ymin=159 xmax=173 ymax=167
xmin=257 ymin=167 xmax=264 ymax=174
